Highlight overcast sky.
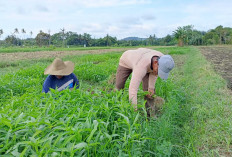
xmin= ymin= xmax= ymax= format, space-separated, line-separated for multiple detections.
xmin=0 ymin=0 xmax=232 ymax=39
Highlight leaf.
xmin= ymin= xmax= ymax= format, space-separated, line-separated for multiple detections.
xmin=104 ymin=132 xmax=112 ymax=141
xmin=15 ymin=112 xmax=24 ymax=127
xmin=5 ymin=129 xmax=12 ymax=145
xmin=132 ymin=113 xmax=140 ymax=126
xmin=116 ymin=112 xmax=129 ymax=124
xmin=20 ymin=146 xmax=28 ymax=157
xmin=86 ymin=120 xmax=98 ymax=143
xmin=51 ymin=152 xmax=60 ymax=157
xmin=29 ymin=137 xmax=37 ymax=144
xmin=62 ymin=135 xmax=76 ymax=147
xmin=32 ymin=130 xmax=42 ymax=138
xmin=73 ymin=142 xmax=87 ymax=150
xmin=1 ymin=119 xmax=12 ymax=129
xmin=11 ymin=149 xmax=21 ymax=157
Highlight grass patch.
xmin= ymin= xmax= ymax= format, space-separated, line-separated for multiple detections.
xmin=176 ymin=47 xmax=232 ymax=156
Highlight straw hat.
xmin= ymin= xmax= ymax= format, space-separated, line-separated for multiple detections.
xmin=44 ymin=58 xmax=74 ymax=75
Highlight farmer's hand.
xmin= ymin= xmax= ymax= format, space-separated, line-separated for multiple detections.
xmin=147 ymin=88 xmax=154 ymax=99
xmin=133 ymin=104 xmax=138 ymax=111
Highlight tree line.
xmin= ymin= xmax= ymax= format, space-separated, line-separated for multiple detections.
xmin=0 ymin=25 xmax=232 ymax=47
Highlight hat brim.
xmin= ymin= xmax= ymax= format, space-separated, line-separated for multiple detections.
xmin=158 ymin=67 xmax=169 ymax=80
xmin=44 ymin=61 xmax=74 ymax=76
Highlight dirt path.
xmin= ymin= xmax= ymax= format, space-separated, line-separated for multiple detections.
xmin=199 ymin=46 xmax=232 ymax=89
xmin=0 ymin=48 xmax=136 ymax=62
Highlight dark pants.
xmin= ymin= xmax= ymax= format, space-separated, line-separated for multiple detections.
xmin=115 ymin=65 xmax=155 ymax=117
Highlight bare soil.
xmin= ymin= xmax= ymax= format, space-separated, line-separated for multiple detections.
xmin=0 ymin=48 xmax=136 ymax=62
xmin=199 ymin=46 xmax=232 ymax=89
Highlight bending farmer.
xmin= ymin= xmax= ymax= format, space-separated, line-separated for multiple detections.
xmin=115 ymin=48 xmax=174 ymax=113
xmin=42 ymin=58 xmax=79 ymax=93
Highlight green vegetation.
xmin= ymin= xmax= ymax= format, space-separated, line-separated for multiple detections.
xmin=0 ymin=47 xmax=231 ymax=156
xmin=1 ymin=25 xmax=232 ymax=49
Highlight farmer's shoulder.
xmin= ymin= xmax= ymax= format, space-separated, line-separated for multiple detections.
xmin=44 ymin=75 xmax=55 ymax=82
xmin=43 ymin=75 xmax=55 ymax=87
xmin=69 ymin=73 xmax=77 ymax=77
xmin=68 ymin=73 xmax=78 ymax=80
xmin=123 ymin=48 xmax=149 ymax=53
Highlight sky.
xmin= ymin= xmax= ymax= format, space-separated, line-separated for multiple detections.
xmin=0 ymin=0 xmax=232 ymax=39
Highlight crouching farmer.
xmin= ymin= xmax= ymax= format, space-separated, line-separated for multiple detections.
xmin=42 ymin=58 xmax=79 ymax=93
xmin=115 ymin=48 xmax=174 ymax=117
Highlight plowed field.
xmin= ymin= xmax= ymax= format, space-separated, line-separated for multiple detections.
xmin=199 ymin=46 xmax=232 ymax=89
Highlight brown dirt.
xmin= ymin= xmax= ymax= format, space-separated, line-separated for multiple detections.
xmin=107 ymin=73 xmax=116 ymax=85
xmin=146 ymin=96 xmax=165 ymax=118
xmin=0 ymin=48 xmax=136 ymax=62
xmin=199 ymin=46 xmax=232 ymax=89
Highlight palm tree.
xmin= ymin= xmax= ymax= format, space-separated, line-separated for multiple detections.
xmin=14 ymin=28 xmax=19 ymax=35
xmin=215 ymin=25 xmax=223 ymax=44
xmin=30 ymin=31 xmax=33 ymax=47
xmin=21 ymin=28 xmax=26 ymax=46
xmin=182 ymin=25 xmax=193 ymax=45
xmin=60 ymin=28 xmax=65 ymax=47
xmin=13 ymin=28 xmax=19 ymax=46
xmin=21 ymin=29 xmax=26 ymax=37
xmin=173 ymin=27 xmax=185 ymax=46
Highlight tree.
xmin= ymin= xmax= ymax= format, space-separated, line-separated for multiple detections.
xmin=106 ymin=34 xmax=110 ymax=46
xmin=66 ymin=33 xmax=80 ymax=45
xmin=102 ymin=34 xmax=117 ymax=46
xmin=60 ymin=28 xmax=65 ymax=47
xmin=148 ymin=35 xmax=155 ymax=45
xmin=14 ymin=28 xmax=19 ymax=35
xmin=189 ymin=30 xmax=204 ymax=45
xmin=13 ymin=28 xmax=19 ymax=45
xmin=215 ymin=25 xmax=224 ymax=44
xmin=5 ymin=35 xmax=21 ymax=46
xmin=203 ymin=26 xmax=232 ymax=45
xmin=21 ymin=28 xmax=26 ymax=46
xmin=81 ymin=33 xmax=92 ymax=46
xmin=29 ymin=31 xmax=33 ymax=46
xmin=173 ymin=25 xmax=194 ymax=46
xmin=223 ymin=27 xmax=232 ymax=44
xmin=164 ymin=34 xmax=172 ymax=45
xmin=173 ymin=27 xmax=185 ymax=46
xmin=35 ymin=31 xmax=50 ymax=46
xmin=203 ymin=31 xmax=218 ymax=45
xmin=21 ymin=29 xmax=26 ymax=37
xmin=51 ymin=32 xmax=63 ymax=46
